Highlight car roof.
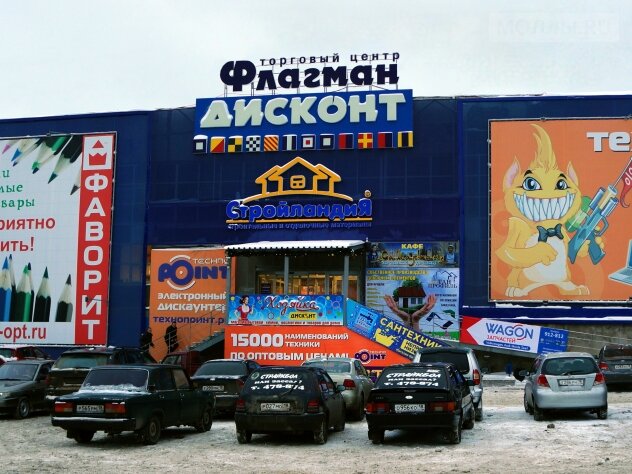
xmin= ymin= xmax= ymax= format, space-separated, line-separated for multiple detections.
xmin=89 ymin=363 xmax=178 ymax=370
xmin=602 ymin=343 xmax=632 ymax=349
xmin=539 ymin=351 xmax=594 ymax=359
xmin=303 ymin=357 xmax=356 ymax=363
xmin=418 ymin=347 xmax=471 ymax=355
xmin=0 ymin=344 xmax=40 ymax=349
xmin=59 ymin=346 xmax=136 ymax=355
xmin=1 ymin=359 xmax=53 ymax=366
xmin=385 ymin=362 xmax=456 ymax=370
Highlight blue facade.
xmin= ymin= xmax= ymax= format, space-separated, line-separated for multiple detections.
xmin=3 ymin=94 xmax=632 ymax=350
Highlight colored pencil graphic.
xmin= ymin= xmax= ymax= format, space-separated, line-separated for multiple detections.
xmin=71 ymin=168 xmax=81 ymax=195
xmin=1 ymin=139 xmax=20 ymax=157
xmin=32 ymin=135 xmax=70 ymax=174
xmin=8 ymin=254 xmax=16 ymax=317
xmin=48 ymin=135 xmax=82 ymax=183
xmin=0 ymin=257 xmax=11 ymax=322
xmin=55 ymin=274 xmax=73 ymax=322
xmin=11 ymin=265 xmax=33 ymax=322
xmin=10 ymin=138 xmax=32 ymax=166
xmin=33 ymin=267 xmax=51 ymax=322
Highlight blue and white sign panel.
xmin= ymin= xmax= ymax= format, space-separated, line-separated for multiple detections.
xmin=460 ymin=316 xmax=569 ymax=354
xmin=193 ymin=90 xmax=413 ymax=154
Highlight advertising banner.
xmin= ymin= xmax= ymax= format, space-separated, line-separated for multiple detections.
xmin=490 ymin=119 xmax=632 ymax=302
xmin=459 ymin=316 xmax=568 ymax=354
xmin=193 ymin=89 xmax=413 ymax=155
xmin=227 ymin=294 xmax=344 ymax=325
xmin=347 ymin=299 xmax=448 ymax=360
xmin=365 ymin=241 xmax=459 ymax=340
xmin=224 ymin=325 xmax=410 ymax=368
xmin=0 ymin=134 xmax=115 ymax=345
xmin=149 ymin=248 xmax=229 ymax=360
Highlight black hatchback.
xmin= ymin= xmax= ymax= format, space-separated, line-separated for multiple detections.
xmin=234 ymin=366 xmax=346 ymax=445
xmin=365 ymin=362 xmax=475 ymax=444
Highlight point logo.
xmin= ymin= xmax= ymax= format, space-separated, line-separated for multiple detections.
xmin=158 ymin=255 xmax=227 ymax=291
xmin=355 ymin=349 xmax=387 ymax=363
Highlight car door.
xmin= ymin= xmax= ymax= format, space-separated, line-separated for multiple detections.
xmin=317 ymin=371 xmax=344 ymax=426
xmin=354 ymin=360 xmax=373 ymax=396
xmin=524 ymin=357 xmax=542 ymax=404
xmin=173 ymin=368 xmax=201 ymax=425
xmin=33 ymin=362 xmax=52 ymax=409
xmin=152 ymin=367 xmax=180 ymax=427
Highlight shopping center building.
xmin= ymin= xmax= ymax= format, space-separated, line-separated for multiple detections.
xmin=2 ymin=56 xmax=631 ymax=368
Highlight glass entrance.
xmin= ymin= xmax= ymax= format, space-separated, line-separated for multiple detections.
xmin=257 ymin=272 xmax=358 ymax=298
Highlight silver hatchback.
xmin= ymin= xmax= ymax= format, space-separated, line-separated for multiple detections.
xmin=517 ymin=352 xmax=607 ymax=421
xmin=302 ymin=357 xmax=374 ymax=420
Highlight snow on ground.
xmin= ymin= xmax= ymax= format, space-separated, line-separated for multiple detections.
xmin=3 ymin=384 xmax=632 ymax=473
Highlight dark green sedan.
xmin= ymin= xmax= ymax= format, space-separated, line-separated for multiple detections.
xmin=51 ymin=364 xmax=215 ymax=445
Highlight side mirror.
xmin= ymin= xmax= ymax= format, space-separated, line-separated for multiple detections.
xmin=336 ymin=384 xmax=346 ymax=392
xmin=513 ymin=369 xmax=527 ymax=382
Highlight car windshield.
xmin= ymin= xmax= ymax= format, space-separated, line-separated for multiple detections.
xmin=376 ymin=366 xmax=448 ymax=389
xmin=415 ymin=352 xmax=469 ymax=373
xmin=303 ymin=360 xmax=351 ymax=374
xmin=195 ymin=361 xmax=247 ymax=377
xmin=0 ymin=348 xmax=16 ymax=358
xmin=53 ymin=354 xmax=110 ymax=369
xmin=542 ymin=357 xmax=597 ymax=376
xmin=81 ymin=368 xmax=148 ymax=392
xmin=603 ymin=346 xmax=632 ymax=359
xmin=243 ymin=370 xmax=312 ymax=394
xmin=0 ymin=363 xmax=37 ymax=381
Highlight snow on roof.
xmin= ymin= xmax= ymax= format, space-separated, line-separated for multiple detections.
xmin=225 ymin=240 xmax=366 ymax=252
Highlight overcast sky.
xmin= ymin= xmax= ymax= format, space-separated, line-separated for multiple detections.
xmin=1 ymin=0 xmax=631 ymax=120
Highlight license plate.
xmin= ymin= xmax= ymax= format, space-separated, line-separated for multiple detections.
xmin=558 ymin=379 xmax=584 ymax=386
xmin=394 ymin=404 xmax=425 ymax=413
xmin=260 ymin=402 xmax=290 ymax=412
xmin=76 ymin=404 xmax=104 ymax=414
xmin=202 ymin=385 xmax=224 ymax=391
xmin=614 ymin=364 xmax=632 ymax=370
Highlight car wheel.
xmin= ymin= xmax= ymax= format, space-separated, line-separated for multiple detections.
xmin=353 ymin=394 xmax=365 ymax=421
xmin=463 ymin=406 xmax=475 ymax=430
xmin=334 ymin=413 xmax=346 ymax=432
xmin=15 ymin=397 xmax=31 ymax=419
xmin=597 ymin=406 xmax=608 ymax=420
xmin=475 ymin=399 xmax=483 ymax=421
xmin=369 ymin=429 xmax=384 ymax=445
xmin=313 ymin=418 xmax=328 ymax=445
xmin=195 ymin=406 xmax=213 ymax=432
xmin=533 ymin=401 xmax=544 ymax=422
xmin=141 ymin=416 xmax=162 ymax=445
xmin=74 ymin=430 xmax=95 ymax=444
xmin=236 ymin=428 xmax=252 ymax=444
xmin=524 ymin=393 xmax=533 ymax=414
xmin=447 ymin=420 xmax=462 ymax=445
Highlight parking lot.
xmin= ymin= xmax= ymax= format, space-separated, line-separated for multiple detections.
xmin=3 ymin=382 xmax=632 ymax=473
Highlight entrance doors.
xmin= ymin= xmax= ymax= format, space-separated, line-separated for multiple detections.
xmin=257 ymin=272 xmax=358 ymax=298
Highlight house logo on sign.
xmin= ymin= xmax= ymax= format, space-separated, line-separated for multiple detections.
xmin=242 ymin=156 xmax=352 ymax=204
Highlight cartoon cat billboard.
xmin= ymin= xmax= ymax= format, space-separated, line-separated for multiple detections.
xmin=490 ymin=120 xmax=632 ymax=301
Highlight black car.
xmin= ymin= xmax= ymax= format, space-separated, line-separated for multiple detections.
xmin=191 ymin=358 xmax=260 ymax=415
xmin=598 ymin=343 xmax=632 ymax=386
xmin=365 ymin=362 xmax=475 ymax=445
xmin=234 ymin=366 xmax=346 ymax=445
xmin=51 ymin=364 xmax=215 ymax=445
xmin=46 ymin=346 xmax=154 ymax=403
xmin=0 ymin=360 xmax=54 ymax=418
